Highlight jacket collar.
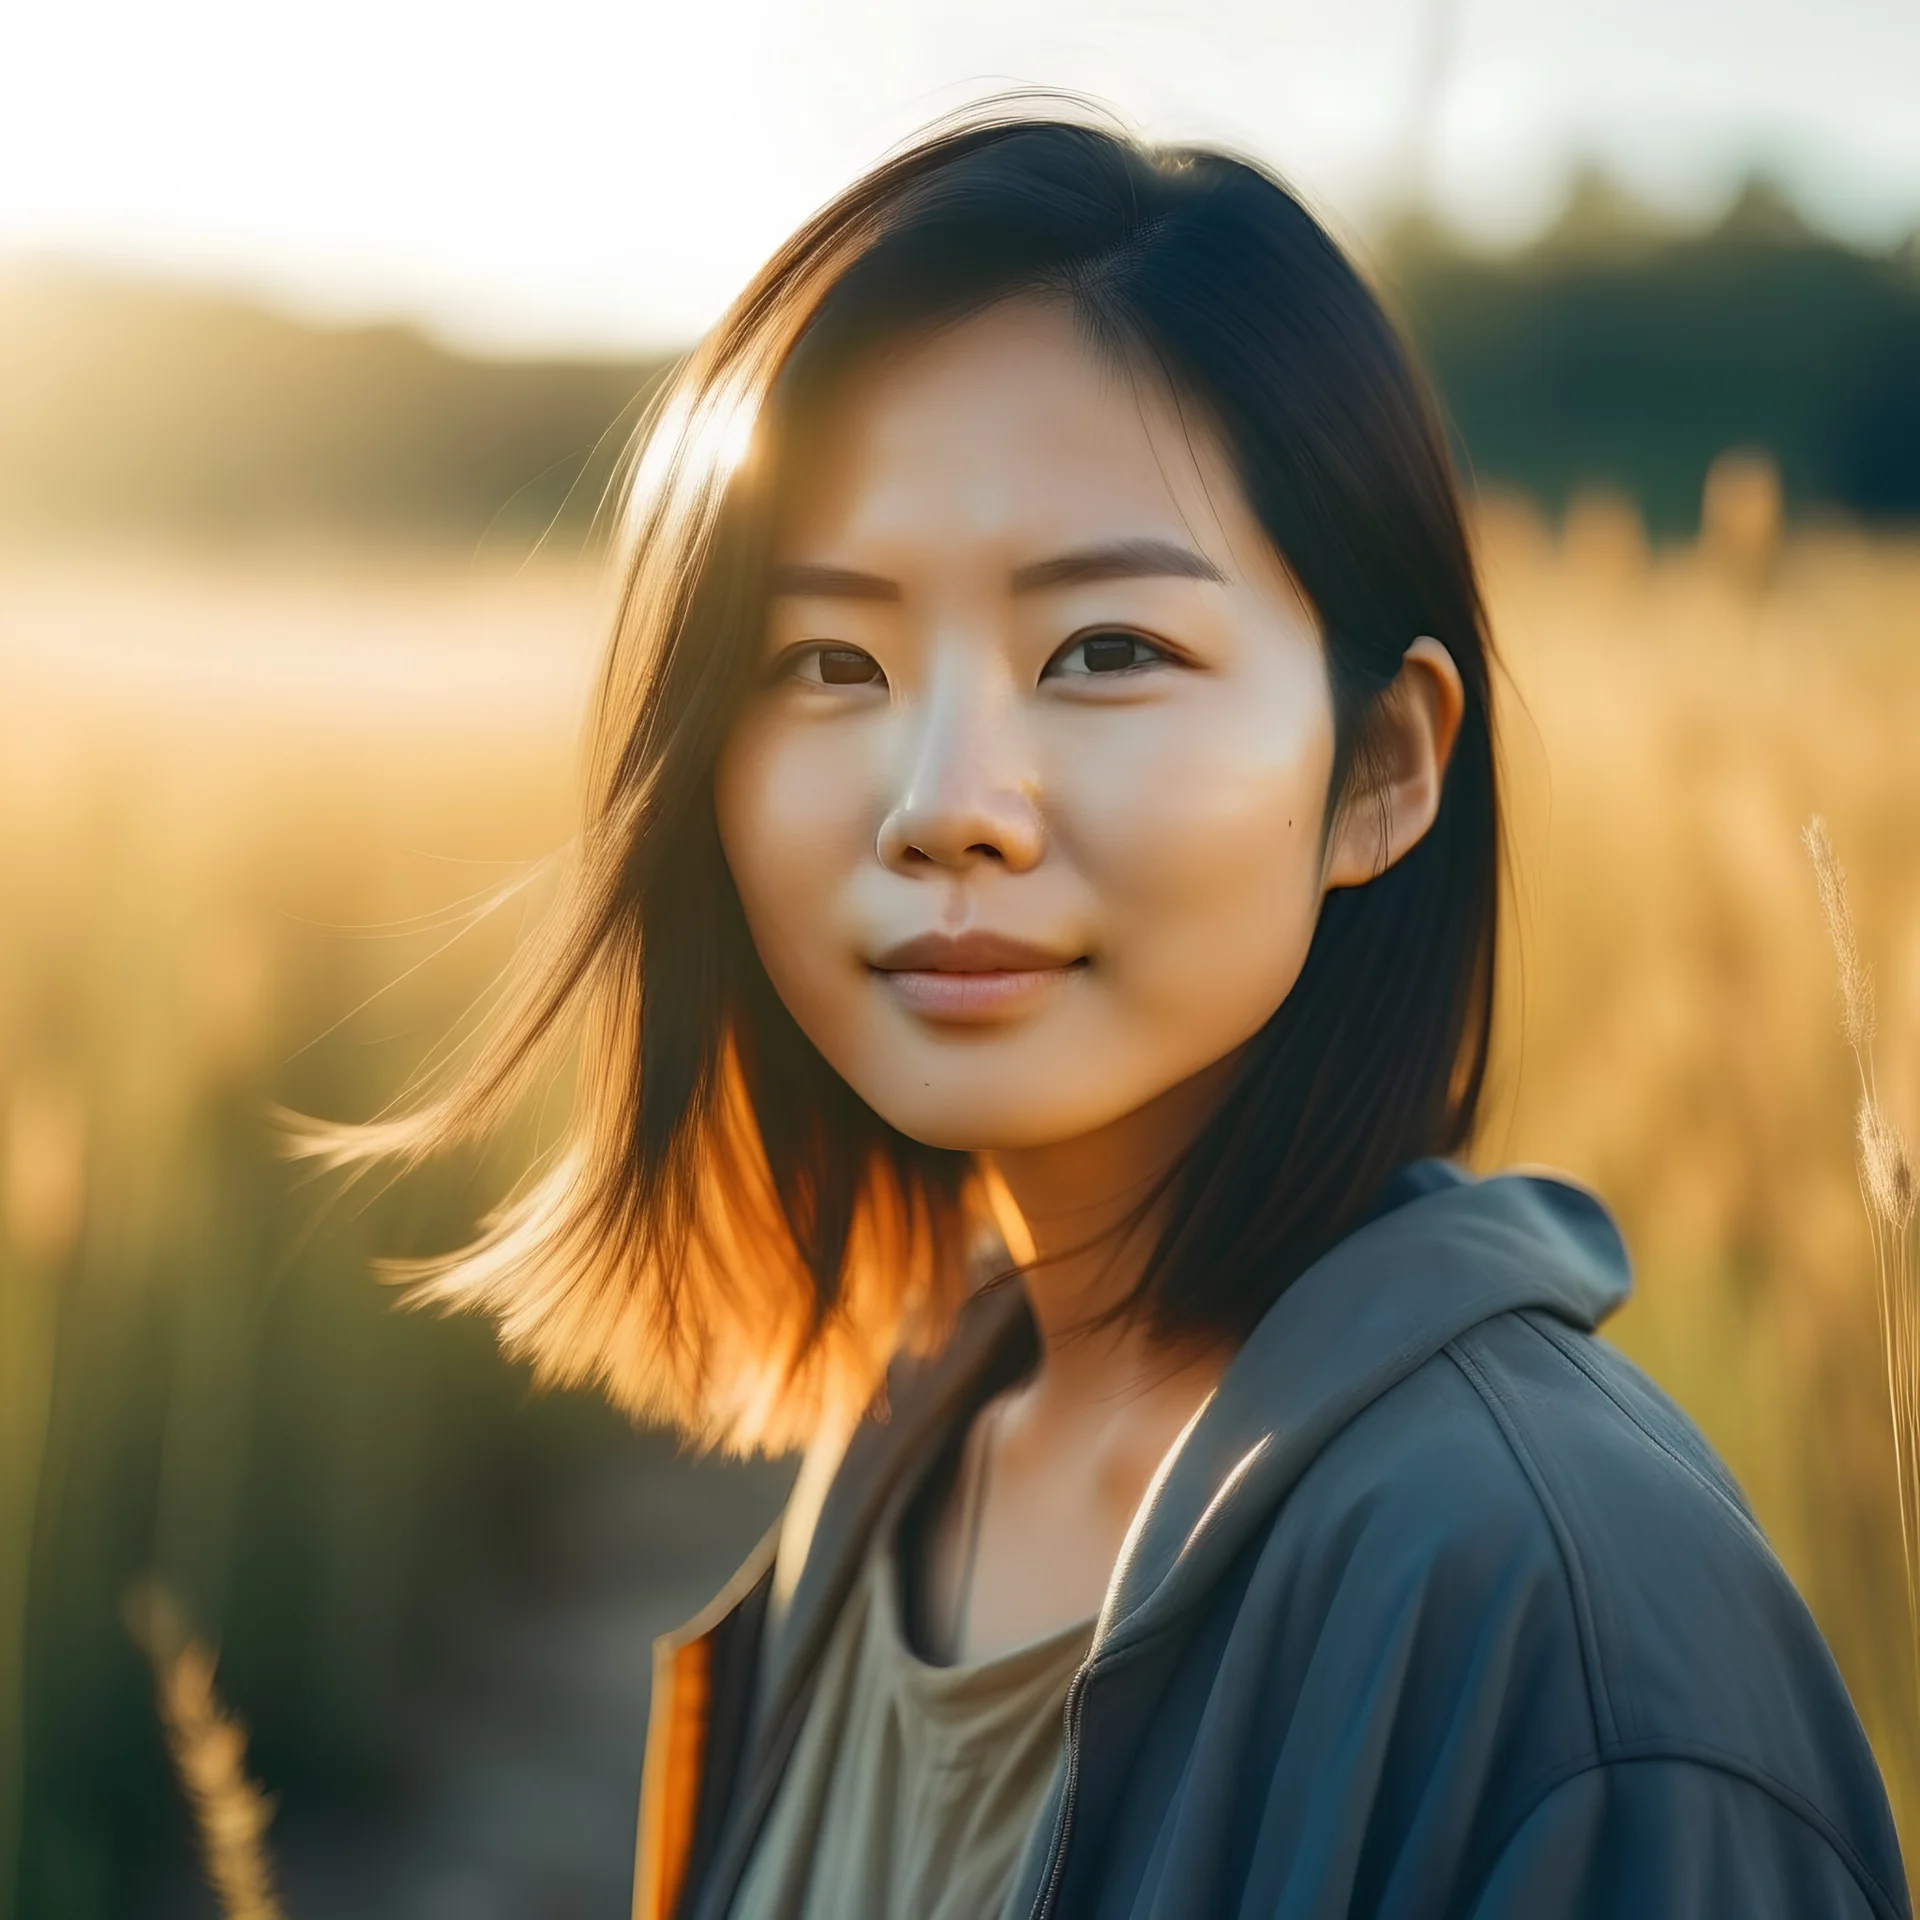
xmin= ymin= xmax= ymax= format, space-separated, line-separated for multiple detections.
xmin=755 ymin=1275 xmax=1039 ymax=1749
xmin=1092 ymin=1165 xmax=1630 ymax=1658
xmin=695 ymin=1163 xmax=1629 ymax=1920
xmin=763 ymin=1162 xmax=1628 ymax=1704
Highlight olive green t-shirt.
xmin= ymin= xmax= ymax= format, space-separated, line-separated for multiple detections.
xmin=730 ymin=1525 xmax=1095 ymax=1920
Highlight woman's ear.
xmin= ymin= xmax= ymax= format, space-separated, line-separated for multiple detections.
xmin=1322 ymin=636 xmax=1466 ymax=891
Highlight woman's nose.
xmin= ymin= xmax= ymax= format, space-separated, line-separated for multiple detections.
xmin=876 ymin=669 xmax=1044 ymax=875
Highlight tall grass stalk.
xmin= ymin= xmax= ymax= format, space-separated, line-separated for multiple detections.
xmin=1805 ymin=817 xmax=1920 ymax=1697
xmin=125 ymin=1585 xmax=286 ymax=1920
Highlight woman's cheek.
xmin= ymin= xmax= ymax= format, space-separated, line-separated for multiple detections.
xmin=716 ymin=718 xmax=875 ymax=1006
xmin=1057 ymin=692 xmax=1332 ymax=1021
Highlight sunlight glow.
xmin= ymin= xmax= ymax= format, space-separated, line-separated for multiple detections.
xmin=5 ymin=0 xmax=1918 ymax=353
xmin=623 ymin=370 xmax=762 ymax=550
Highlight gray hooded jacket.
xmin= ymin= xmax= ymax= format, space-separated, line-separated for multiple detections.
xmin=643 ymin=1163 xmax=1909 ymax=1920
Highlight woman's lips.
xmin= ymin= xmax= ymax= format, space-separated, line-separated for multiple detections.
xmin=869 ymin=931 xmax=1087 ymax=1023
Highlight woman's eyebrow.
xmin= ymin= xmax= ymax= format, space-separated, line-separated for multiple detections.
xmin=765 ymin=563 xmax=901 ymax=601
xmin=1011 ymin=538 xmax=1227 ymax=591
xmin=767 ymin=538 xmax=1227 ymax=601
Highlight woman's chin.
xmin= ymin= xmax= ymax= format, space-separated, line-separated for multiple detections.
xmin=861 ymin=1080 xmax=1143 ymax=1156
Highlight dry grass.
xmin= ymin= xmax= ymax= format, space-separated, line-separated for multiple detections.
xmin=123 ymin=1584 xmax=284 ymax=1920
xmin=2 ymin=492 xmax=1919 ymax=1882
xmin=1804 ymin=816 xmax=1920 ymax=1697
xmin=0 ymin=546 xmax=607 ymax=1914
xmin=1473 ymin=485 xmax=1920 ymax=1821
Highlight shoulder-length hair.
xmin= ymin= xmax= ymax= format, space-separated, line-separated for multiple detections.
xmin=295 ymin=107 xmax=1501 ymax=1455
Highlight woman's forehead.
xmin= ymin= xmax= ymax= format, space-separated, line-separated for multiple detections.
xmin=769 ymin=299 xmax=1247 ymax=569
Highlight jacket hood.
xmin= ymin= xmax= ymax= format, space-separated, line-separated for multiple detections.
xmin=1090 ymin=1162 xmax=1631 ymax=1661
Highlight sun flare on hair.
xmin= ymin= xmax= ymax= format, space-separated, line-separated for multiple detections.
xmin=624 ymin=370 xmax=763 ymax=539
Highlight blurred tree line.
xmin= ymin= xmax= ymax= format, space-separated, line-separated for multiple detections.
xmin=0 ymin=278 xmax=665 ymax=549
xmin=1385 ymin=172 xmax=1920 ymax=532
xmin=2 ymin=169 xmax=1916 ymax=547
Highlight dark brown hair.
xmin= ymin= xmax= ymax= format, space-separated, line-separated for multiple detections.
xmin=294 ymin=106 xmax=1501 ymax=1453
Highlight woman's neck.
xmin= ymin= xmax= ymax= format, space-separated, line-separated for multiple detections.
xmin=983 ymin=1051 xmax=1240 ymax=1419
xmin=912 ymin=1061 xmax=1242 ymax=1661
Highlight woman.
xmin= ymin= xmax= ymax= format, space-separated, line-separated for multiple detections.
xmin=314 ymin=112 xmax=1909 ymax=1917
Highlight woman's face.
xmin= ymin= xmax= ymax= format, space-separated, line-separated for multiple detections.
xmin=715 ymin=299 xmax=1349 ymax=1153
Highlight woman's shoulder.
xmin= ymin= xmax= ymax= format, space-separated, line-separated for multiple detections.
xmin=1270 ymin=1304 xmax=1887 ymax=1838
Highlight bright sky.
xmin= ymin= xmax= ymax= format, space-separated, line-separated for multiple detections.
xmin=4 ymin=0 xmax=1916 ymax=354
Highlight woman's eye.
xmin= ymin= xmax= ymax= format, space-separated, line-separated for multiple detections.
xmin=818 ymin=645 xmax=882 ymax=686
xmin=1047 ymin=630 xmax=1166 ymax=678
xmin=782 ymin=643 xmax=885 ymax=688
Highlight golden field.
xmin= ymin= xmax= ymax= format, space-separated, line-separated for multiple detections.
xmin=2 ymin=484 xmax=1918 ymax=1896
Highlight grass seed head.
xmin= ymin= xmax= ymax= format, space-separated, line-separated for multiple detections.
xmin=126 ymin=1583 xmax=285 ymax=1920
xmin=1805 ymin=816 xmax=1877 ymax=1058
xmin=1860 ymin=1095 xmax=1919 ymax=1234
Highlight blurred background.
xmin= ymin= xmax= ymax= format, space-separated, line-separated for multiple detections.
xmin=4 ymin=2 xmax=1920 ymax=1915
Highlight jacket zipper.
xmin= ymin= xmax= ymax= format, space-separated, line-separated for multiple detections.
xmin=1029 ymin=1659 xmax=1094 ymax=1920
xmin=1028 ymin=1394 xmax=1223 ymax=1918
